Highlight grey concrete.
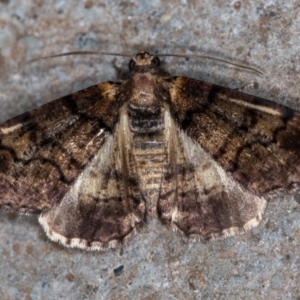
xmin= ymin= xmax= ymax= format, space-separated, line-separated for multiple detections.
xmin=1 ymin=0 xmax=300 ymax=299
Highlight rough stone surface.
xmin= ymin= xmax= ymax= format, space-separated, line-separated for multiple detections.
xmin=1 ymin=1 xmax=300 ymax=299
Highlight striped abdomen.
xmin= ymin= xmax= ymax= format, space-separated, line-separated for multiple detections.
xmin=128 ymin=103 xmax=166 ymax=216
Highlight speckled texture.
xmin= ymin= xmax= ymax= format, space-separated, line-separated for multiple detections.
xmin=1 ymin=1 xmax=300 ymax=299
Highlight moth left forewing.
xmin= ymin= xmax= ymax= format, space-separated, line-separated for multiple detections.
xmin=169 ymin=76 xmax=300 ymax=199
xmin=0 ymin=82 xmax=122 ymax=214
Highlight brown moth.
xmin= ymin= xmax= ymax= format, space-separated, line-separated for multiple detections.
xmin=0 ymin=51 xmax=300 ymax=251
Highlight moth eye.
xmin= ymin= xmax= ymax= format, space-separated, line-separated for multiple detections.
xmin=152 ymin=56 xmax=160 ymax=66
xmin=129 ymin=59 xmax=136 ymax=70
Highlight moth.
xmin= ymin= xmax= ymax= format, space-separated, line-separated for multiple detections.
xmin=1 ymin=51 xmax=300 ymax=251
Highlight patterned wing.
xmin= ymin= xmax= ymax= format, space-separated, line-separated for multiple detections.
xmin=0 ymin=81 xmax=145 ymax=249
xmin=157 ymin=76 xmax=300 ymax=239
xmin=168 ymin=76 xmax=300 ymax=198
xmin=39 ymin=113 xmax=146 ymax=250
xmin=157 ymin=109 xmax=266 ymax=239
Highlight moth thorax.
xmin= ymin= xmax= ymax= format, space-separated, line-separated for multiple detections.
xmin=131 ymin=73 xmax=157 ymax=107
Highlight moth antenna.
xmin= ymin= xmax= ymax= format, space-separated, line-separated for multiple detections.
xmin=24 ymin=51 xmax=132 ymax=65
xmin=158 ymin=53 xmax=263 ymax=76
xmin=24 ymin=50 xmax=263 ymax=76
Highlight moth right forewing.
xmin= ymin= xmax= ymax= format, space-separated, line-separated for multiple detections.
xmin=168 ymin=76 xmax=300 ymax=198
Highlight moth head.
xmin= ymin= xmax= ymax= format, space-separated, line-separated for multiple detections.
xmin=129 ymin=52 xmax=161 ymax=71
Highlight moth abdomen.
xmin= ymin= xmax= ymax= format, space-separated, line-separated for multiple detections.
xmin=128 ymin=103 xmax=165 ymax=133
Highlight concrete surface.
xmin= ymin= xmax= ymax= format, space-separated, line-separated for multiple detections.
xmin=1 ymin=0 xmax=300 ymax=299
